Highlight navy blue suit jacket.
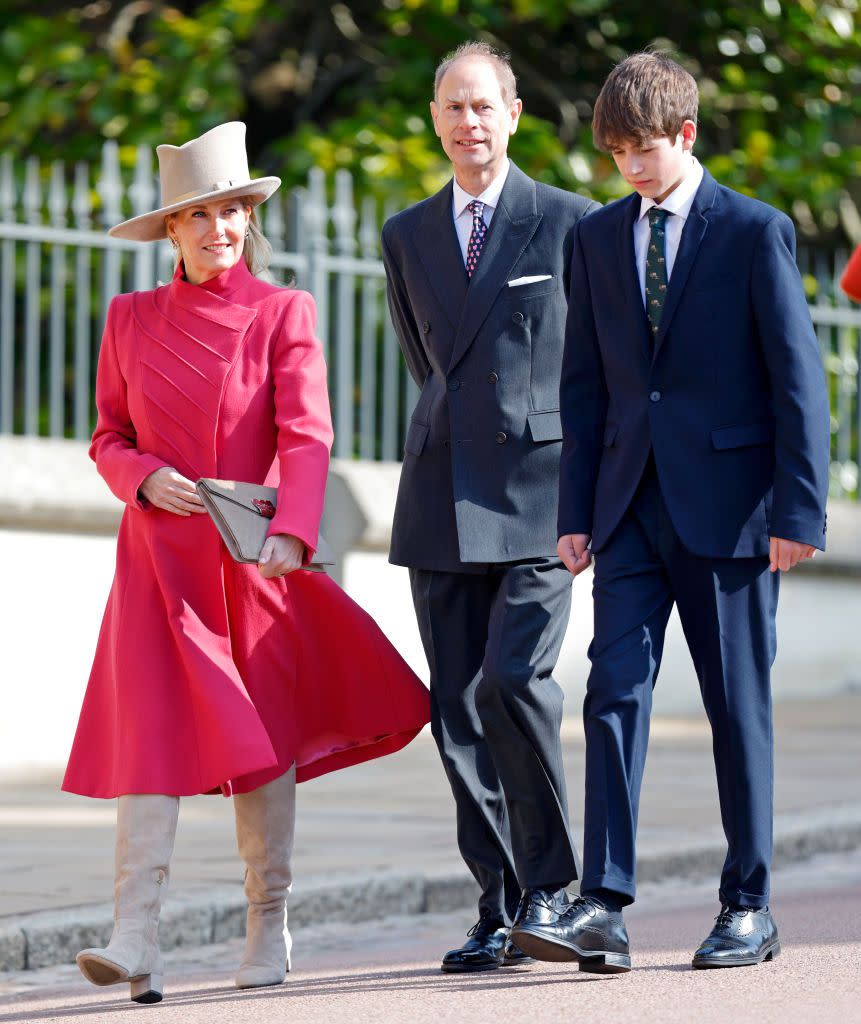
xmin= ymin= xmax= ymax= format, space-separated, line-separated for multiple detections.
xmin=558 ymin=169 xmax=830 ymax=558
xmin=384 ymin=163 xmax=598 ymax=570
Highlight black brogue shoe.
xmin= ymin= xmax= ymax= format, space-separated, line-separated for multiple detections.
xmin=440 ymin=916 xmax=508 ymax=974
xmin=501 ymin=936 xmax=535 ymax=967
xmin=511 ymin=895 xmax=631 ymax=973
xmin=511 ymin=887 xmax=569 ymax=932
xmin=692 ymin=905 xmax=780 ymax=969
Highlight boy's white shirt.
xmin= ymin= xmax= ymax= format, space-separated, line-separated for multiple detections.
xmin=634 ymin=156 xmax=704 ymax=306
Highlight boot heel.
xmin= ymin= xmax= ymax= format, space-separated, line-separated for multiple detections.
xmin=579 ymin=951 xmax=632 ymax=974
xmin=130 ymin=974 xmax=163 ymax=1004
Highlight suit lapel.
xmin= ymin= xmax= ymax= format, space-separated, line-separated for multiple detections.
xmin=617 ymin=193 xmax=651 ymax=362
xmin=653 ymin=170 xmax=718 ymax=359
xmin=447 ymin=164 xmax=541 ymax=374
xmin=416 ymin=181 xmax=468 ymax=333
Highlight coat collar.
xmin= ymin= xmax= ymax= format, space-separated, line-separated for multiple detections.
xmin=617 ymin=191 xmax=651 ymax=361
xmin=416 ymin=180 xmax=468 ymax=334
xmin=167 ymin=259 xmax=258 ymax=333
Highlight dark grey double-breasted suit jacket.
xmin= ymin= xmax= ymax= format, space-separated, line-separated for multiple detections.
xmin=381 ymin=163 xmax=599 ymax=922
xmin=382 ymin=162 xmax=599 ymax=570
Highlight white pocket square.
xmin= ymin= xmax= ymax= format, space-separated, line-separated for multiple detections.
xmin=507 ymin=274 xmax=553 ymax=287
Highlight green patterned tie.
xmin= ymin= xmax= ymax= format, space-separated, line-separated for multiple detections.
xmin=645 ymin=207 xmax=670 ymax=343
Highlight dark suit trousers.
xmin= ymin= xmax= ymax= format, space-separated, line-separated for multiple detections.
xmin=582 ymin=463 xmax=779 ymax=909
xmin=410 ymin=560 xmax=580 ymax=924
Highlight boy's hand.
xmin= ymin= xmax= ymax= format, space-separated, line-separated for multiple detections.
xmin=558 ymin=534 xmax=592 ymax=576
xmin=768 ymin=537 xmax=816 ymax=573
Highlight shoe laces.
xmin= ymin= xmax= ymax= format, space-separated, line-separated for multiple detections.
xmin=715 ymin=904 xmax=748 ymax=928
xmin=467 ymin=914 xmax=501 ymax=937
xmin=569 ymin=894 xmax=602 ymax=916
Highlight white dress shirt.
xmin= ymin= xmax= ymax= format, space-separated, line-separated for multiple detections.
xmin=634 ymin=157 xmax=704 ymax=306
xmin=452 ymin=159 xmax=511 ymax=265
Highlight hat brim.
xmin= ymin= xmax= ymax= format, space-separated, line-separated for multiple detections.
xmin=107 ymin=177 xmax=281 ymax=242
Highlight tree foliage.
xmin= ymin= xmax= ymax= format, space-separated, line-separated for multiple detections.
xmin=1 ymin=0 xmax=859 ymax=238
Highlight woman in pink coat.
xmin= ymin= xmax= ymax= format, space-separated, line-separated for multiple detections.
xmin=64 ymin=122 xmax=429 ymax=1004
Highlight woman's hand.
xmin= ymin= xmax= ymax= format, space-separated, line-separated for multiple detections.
xmin=258 ymin=533 xmax=306 ymax=579
xmin=139 ymin=467 xmax=206 ymax=516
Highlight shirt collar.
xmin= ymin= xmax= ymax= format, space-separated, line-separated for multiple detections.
xmin=638 ymin=156 xmax=703 ymax=223
xmin=452 ymin=159 xmax=511 ymax=218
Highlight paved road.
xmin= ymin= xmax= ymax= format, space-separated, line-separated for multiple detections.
xmin=2 ymin=852 xmax=859 ymax=1023
xmin=3 ymin=695 xmax=860 ymax=919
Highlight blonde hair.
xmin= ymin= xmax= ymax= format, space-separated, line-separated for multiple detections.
xmin=167 ymin=198 xmax=274 ymax=280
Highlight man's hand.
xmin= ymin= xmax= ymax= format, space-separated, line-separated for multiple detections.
xmin=139 ymin=467 xmax=206 ymax=516
xmin=258 ymin=533 xmax=306 ymax=579
xmin=557 ymin=533 xmax=592 ymax=577
xmin=769 ymin=537 xmax=816 ymax=573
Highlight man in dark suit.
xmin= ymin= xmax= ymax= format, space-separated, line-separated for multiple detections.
xmin=381 ymin=41 xmax=599 ymax=972
xmin=511 ymin=52 xmax=830 ymax=974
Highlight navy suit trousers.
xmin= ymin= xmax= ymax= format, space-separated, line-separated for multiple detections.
xmin=582 ymin=462 xmax=779 ymax=909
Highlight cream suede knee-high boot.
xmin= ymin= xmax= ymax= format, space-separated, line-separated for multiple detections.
xmin=76 ymin=794 xmax=179 ymax=1004
xmin=233 ymin=766 xmax=296 ymax=989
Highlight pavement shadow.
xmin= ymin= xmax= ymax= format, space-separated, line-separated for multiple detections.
xmin=0 ymin=965 xmax=611 ymax=1020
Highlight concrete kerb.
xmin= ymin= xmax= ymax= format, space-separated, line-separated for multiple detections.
xmin=3 ymin=813 xmax=859 ymax=973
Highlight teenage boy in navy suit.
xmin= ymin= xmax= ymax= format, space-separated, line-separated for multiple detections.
xmin=511 ymin=52 xmax=830 ymax=973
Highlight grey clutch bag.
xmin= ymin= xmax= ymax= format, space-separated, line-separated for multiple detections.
xmin=196 ymin=478 xmax=334 ymax=571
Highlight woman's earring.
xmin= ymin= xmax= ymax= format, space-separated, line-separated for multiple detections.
xmin=244 ymin=230 xmax=249 ymax=239
xmin=169 ymin=238 xmax=178 ymax=250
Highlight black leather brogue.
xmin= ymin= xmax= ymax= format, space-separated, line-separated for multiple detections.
xmin=692 ymin=905 xmax=780 ymax=969
xmin=501 ymin=936 xmax=535 ymax=967
xmin=511 ymin=895 xmax=631 ymax=973
xmin=440 ymin=917 xmax=508 ymax=973
xmin=511 ymin=887 xmax=570 ymax=933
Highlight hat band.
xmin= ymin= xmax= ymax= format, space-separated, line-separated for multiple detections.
xmin=166 ymin=181 xmax=249 ymax=205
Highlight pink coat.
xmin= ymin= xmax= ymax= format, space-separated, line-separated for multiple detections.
xmin=63 ymin=259 xmax=429 ymax=798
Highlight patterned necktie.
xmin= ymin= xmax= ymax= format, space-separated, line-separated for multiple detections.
xmin=466 ymin=199 xmax=487 ymax=278
xmin=645 ymin=207 xmax=670 ymax=341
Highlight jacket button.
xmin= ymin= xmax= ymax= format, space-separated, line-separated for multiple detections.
xmin=422 ymin=321 xmax=430 ymax=334
xmin=488 ymin=371 xmax=499 ymax=384
xmin=447 ymin=378 xmax=461 ymax=391
xmin=496 ymin=431 xmax=507 ymax=444
xmin=512 ymin=312 xmax=524 ymax=324
xmin=650 ymin=390 xmax=662 ymax=403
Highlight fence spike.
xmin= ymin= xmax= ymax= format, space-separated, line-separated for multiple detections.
xmin=129 ymin=144 xmax=156 ymax=217
xmin=72 ymin=162 xmax=92 ymax=230
xmin=263 ymin=189 xmax=285 ymax=252
xmin=23 ymin=156 xmax=42 ymax=225
xmin=97 ymin=140 xmax=123 ymax=229
xmin=48 ymin=161 xmax=67 ymax=228
xmin=333 ymin=168 xmax=357 ymax=256
xmin=359 ymin=194 xmax=377 ymax=259
xmin=0 ymin=153 xmax=16 ymax=220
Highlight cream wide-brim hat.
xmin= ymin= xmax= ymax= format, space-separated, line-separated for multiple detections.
xmin=108 ymin=121 xmax=281 ymax=242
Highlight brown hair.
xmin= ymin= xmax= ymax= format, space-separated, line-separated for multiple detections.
xmin=592 ymin=52 xmax=698 ymax=152
xmin=434 ymin=41 xmax=518 ymax=106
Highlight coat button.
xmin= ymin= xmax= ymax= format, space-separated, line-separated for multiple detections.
xmin=422 ymin=321 xmax=430 ymax=334
xmin=650 ymin=390 xmax=662 ymax=403
xmin=496 ymin=431 xmax=507 ymax=444
xmin=488 ymin=371 xmax=499 ymax=384
xmin=512 ymin=312 xmax=524 ymax=324
xmin=447 ymin=378 xmax=461 ymax=391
